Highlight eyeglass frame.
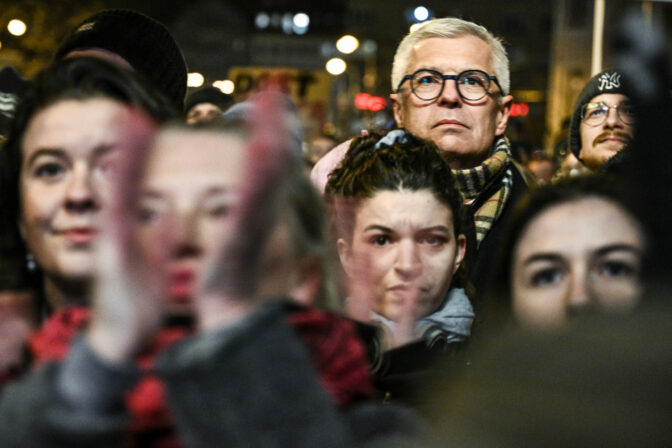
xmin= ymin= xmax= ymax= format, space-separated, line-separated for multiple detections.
xmin=395 ymin=68 xmax=504 ymax=102
xmin=580 ymin=101 xmax=635 ymax=127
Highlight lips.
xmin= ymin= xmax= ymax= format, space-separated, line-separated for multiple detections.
xmin=59 ymin=228 xmax=97 ymax=244
xmin=433 ymin=118 xmax=468 ymax=129
xmin=594 ymin=132 xmax=631 ymax=146
xmin=387 ymin=284 xmax=428 ymax=294
xmin=169 ymin=267 xmax=196 ymax=302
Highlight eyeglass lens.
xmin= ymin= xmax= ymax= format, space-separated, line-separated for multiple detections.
xmin=410 ymin=70 xmax=491 ymax=101
xmin=582 ymin=102 xmax=635 ymax=126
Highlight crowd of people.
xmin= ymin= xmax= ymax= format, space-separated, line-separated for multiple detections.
xmin=0 ymin=8 xmax=670 ymax=447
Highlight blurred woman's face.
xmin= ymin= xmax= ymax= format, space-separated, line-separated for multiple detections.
xmin=338 ymin=189 xmax=466 ymax=322
xmin=20 ymin=98 xmax=136 ymax=282
xmin=136 ymin=130 xmax=246 ymax=309
xmin=512 ymin=197 xmax=645 ymax=329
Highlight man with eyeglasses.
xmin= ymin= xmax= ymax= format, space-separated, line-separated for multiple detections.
xmin=569 ymin=69 xmax=635 ymax=171
xmin=389 ymin=18 xmax=532 ymax=301
xmin=312 ymin=17 xmax=532 ymax=305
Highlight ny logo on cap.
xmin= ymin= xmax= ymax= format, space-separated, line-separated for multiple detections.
xmin=77 ymin=22 xmax=96 ymax=33
xmin=598 ymin=72 xmax=621 ymax=91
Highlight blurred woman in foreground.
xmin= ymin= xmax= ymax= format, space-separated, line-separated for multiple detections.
xmin=0 ymin=95 xmax=422 ymax=447
xmin=487 ymin=176 xmax=647 ymax=330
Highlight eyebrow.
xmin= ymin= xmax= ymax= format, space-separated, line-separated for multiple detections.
xmin=140 ymin=186 xmax=234 ymax=201
xmin=362 ymin=224 xmax=450 ymax=233
xmin=522 ymin=253 xmax=563 ymax=266
xmin=25 ymin=144 xmax=117 ymax=167
xmin=363 ymin=224 xmax=393 ymax=233
xmin=418 ymin=225 xmax=450 ymax=233
xmin=25 ymin=148 xmax=64 ymax=167
xmin=594 ymin=244 xmax=642 ymax=257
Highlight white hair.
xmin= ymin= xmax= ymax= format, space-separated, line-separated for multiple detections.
xmin=391 ymin=17 xmax=510 ymax=96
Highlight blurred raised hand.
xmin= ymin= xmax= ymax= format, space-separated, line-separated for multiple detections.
xmin=87 ymin=108 xmax=167 ymax=363
xmin=196 ymin=91 xmax=298 ymax=332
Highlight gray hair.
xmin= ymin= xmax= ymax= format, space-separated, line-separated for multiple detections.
xmin=391 ymin=17 xmax=510 ymax=96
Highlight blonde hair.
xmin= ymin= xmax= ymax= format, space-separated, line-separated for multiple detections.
xmin=391 ymin=17 xmax=510 ymax=95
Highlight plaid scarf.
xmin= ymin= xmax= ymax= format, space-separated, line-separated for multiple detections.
xmin=452 ymin=137 xmax=513 ymax=247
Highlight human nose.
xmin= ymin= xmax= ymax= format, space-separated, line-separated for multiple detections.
xmin=171 ymin=209 xmax=202 ymax=258
xmin=394 ymin=239 xmax=422 ymax=280
xmin=565 ymin=266 xmax=593 ymax=315
xmin=64 ymin=164 xmax=99 ymax=213
xmin=604 ymin=105 xmax=623 ymax=128
xmin=437 ymin=76 xmax=461 ymax=106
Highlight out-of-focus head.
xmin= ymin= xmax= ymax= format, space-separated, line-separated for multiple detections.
xmin=0 ymin=66 xmax=31 ymax=138
xmin=0 ymin=57 xmax=172 ymax=306
xmin=491 ymin=176 xmax=646 ymax=330
xmin=55 ymin=9 xmax=188 ymax=110
xmin=137 ymin=118 xmax=337 ymax=314
xmin=390 ymin=17 xmax=512 ymax=169
xmin=570 ymin=69 xmax=635 ymax=171
xmin=184 ymin=87 xmax=234 ymax=124
xmin=326 ymin=131 xmax=467 ymax=321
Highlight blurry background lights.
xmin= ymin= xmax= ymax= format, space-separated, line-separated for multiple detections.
xmin=336 ymin=35 xmax=359 ymax=54
xmin=326 ymin=58 xmax=346 ymax=75
xmin=413 ymin=6 xmax=430 ymax=22
xmin=7 ymin=19 xmax=27 ymax=36
xmin=213 ymin=80 xmax=235 ymax=94
xmin=187 ymin=72 xmax=204 ymax=88
xmin=293 ymin=13 xmax=309 ymax=28
xmin=281 ymin=13 xmax=293 ymax=34
xmin=255 ymin=12 xmax=270 ymax=29
xmin=292 ymin=12 xmax=309 ymax=35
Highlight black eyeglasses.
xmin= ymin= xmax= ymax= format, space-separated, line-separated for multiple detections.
xmin=580 ymin=101 xmax=635 ymax=127
xmin=396 ymin=68 xmax=503 ymax=102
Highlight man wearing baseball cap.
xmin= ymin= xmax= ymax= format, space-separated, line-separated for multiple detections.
xmin=569 ymin=69 xmax=635 ymax=171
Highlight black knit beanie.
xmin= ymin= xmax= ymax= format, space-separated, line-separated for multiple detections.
xmin=55 ymin=9 xmax=187 ymax=110
xmin=184 ymin=87 xmax=234 ymax=114
xmin=569 ymin=69 xmax=629 ymax=160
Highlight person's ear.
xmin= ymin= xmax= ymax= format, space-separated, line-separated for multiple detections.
xmin=336 ymin=238 xmax=354 ymax=277
xmin=390 ymin=93 xmax=405 ymax=128
xmin=495 ymin=94 xmax=513 ymax=136
xmin=289 ymin=257 xmax=322 ymax=307
xmin=452 ymin=234 xmax=467 ymax=274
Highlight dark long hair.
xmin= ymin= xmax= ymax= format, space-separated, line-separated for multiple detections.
xmin=0 ymin=57 xmax=175 ymax=302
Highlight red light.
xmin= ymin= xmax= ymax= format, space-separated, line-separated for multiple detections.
xmin=355 ymin=93 xmax=387 ymax=112
xmin=510 ymin=102 xmax=530 ymax=117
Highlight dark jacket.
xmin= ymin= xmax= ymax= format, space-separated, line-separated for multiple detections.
xmin=466 ymin=161 xmax=532 ymax=314
xmin=0 ymin=302 xmax=426 ymax=447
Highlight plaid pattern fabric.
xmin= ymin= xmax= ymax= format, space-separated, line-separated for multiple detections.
xmin=453 ymin=137 xmax=513 ymax=247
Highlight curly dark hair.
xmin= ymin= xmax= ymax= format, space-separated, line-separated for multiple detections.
xmin=324 ymin=131 xmax=470 ymax=291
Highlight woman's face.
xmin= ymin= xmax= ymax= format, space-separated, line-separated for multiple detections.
xmin=136 ymin=129 xmax=247 ymax=308
xmin=19 ymin=98 xmax=139 ymax=282
xmin=512 ymin=197 xmax=645 ymax=329
xmin=339 ymin=189 xmax=466 ymax=322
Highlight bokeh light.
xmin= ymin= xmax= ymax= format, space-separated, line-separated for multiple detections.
xmin=336 ymin=35 xmax=359 ymax=54
xmin=326 ymin=58 xmax=347 ymax=75
xmin=187 ymin=72 xmax=205 ymax=88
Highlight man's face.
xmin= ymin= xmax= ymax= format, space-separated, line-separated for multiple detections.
xmin=579 ymin=93 xmax=634 ymax=170
xmin=185 ymin=103 xmax=224 ymax=125
xmin=391 ymin=36 xmax=513 ymax=170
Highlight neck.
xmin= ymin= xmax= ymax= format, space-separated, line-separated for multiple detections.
xmin=43 ymin=275 xmax=90 ymax=310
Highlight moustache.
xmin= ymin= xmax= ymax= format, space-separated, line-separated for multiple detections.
xmin=592 ymin=131 xmax=632 ymax=147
